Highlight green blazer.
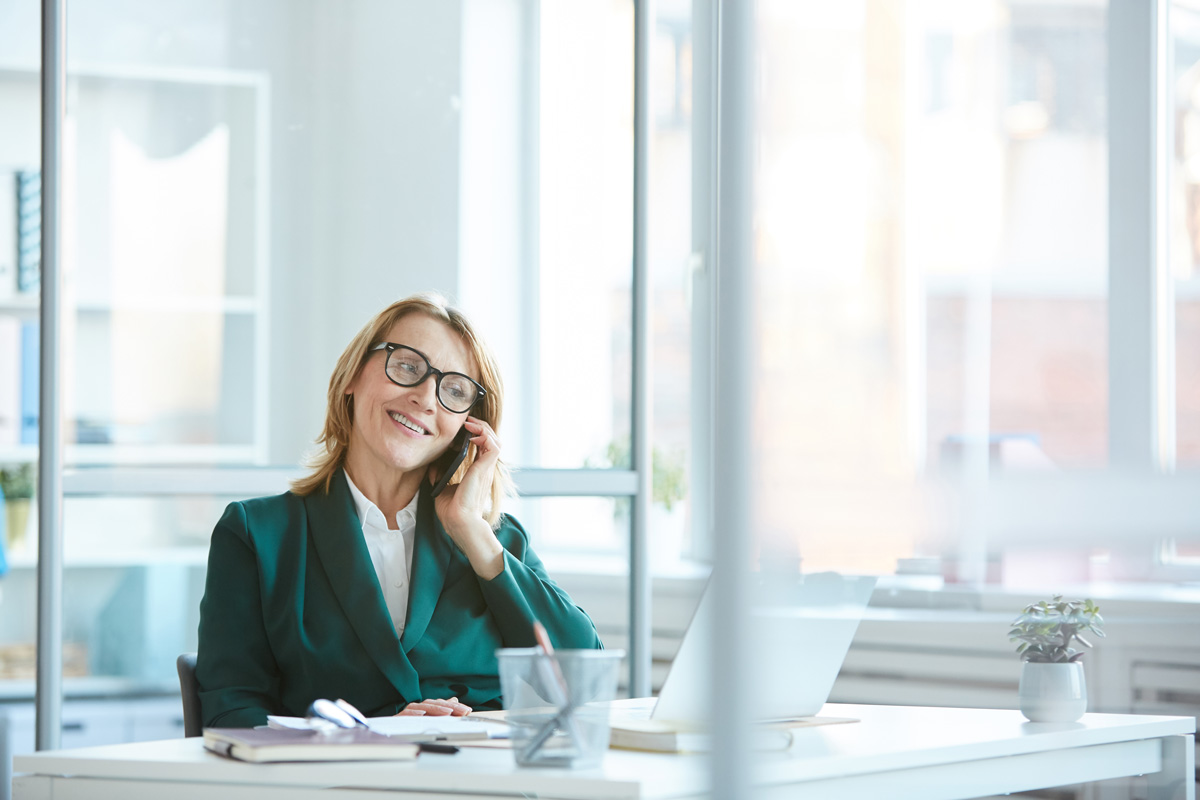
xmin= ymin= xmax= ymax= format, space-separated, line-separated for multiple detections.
xmin=196 ymin=471 xmax=603 ymax=728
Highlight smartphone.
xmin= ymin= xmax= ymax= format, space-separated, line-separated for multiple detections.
xmin=430 ymin=427 xmax=470 ymax=497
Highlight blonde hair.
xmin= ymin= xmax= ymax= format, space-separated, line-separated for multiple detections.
xmin=291 ymin=292 xmax=513 ymax=528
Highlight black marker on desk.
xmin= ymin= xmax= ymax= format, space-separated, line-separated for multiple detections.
xmin=418 ymin=743 xmax=460 ymax=755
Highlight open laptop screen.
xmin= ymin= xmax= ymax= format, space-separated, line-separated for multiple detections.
xmin=651 ymin=573 xmax=877 ymax=725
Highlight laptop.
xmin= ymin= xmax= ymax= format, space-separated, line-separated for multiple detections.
xmin=648 ymin=573 xmax=876 ymax=725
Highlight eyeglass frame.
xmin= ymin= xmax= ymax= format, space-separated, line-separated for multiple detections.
xmin=369 ymin=342 xmax=486 ymax=414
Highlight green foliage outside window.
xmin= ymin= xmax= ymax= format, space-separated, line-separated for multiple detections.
xmin=586 ymin=437 xmax=687 ymax=513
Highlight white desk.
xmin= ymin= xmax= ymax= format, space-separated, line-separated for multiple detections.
xmin=12 ymin=703 xmax=1197 ymax=800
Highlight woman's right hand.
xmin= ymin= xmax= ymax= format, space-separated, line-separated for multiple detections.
xmin=397 ymin=697 xmax=472 ymax=716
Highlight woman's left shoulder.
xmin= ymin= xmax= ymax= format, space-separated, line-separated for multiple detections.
xmin=492 ymin=512 xmax=531 ymax=550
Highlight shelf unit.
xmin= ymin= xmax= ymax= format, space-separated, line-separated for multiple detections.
xmin=0 ymin=61 xmax=272 ymax=472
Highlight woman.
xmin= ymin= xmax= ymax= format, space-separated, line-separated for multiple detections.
xmin=196 ymin=293 xmax=602 ymax=728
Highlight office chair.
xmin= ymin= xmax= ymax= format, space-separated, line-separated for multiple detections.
xmin=176 ymin=653 xmax=202 ymax=737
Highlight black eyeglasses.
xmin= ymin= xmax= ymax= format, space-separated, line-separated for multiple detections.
xmin=370 ymin=343 xmax=486 ymax=414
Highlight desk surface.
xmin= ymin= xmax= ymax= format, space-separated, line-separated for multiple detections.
xmin=14 ymin=703 xmax=1197 ymax=800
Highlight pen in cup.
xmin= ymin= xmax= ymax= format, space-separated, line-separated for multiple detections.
xmin=522 ymin=621 xmax=583 ymax=760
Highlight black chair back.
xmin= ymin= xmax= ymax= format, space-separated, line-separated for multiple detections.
xmin=176 ymin=653 xmax=201 ymax=737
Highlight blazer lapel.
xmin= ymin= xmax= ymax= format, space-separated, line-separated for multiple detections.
xmin=305 ymin=471 xmax=422 ymax=700
xmin=399 ymin=481 xmax=455 ymax=653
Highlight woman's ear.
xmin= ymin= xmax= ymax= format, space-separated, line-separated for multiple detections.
xmin=344 ymin=366 xmax=362 ymax=397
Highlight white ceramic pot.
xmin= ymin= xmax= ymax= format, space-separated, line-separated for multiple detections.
xmin=1018 ymin=661 xmax=1087 ymax=723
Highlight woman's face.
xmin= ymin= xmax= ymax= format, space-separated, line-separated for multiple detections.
xmin=344 ymin=313 xmax=480 ymax=482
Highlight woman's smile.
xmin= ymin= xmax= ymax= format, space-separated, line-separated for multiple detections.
xmin=388 ymin=410 xmax=431 ymax=436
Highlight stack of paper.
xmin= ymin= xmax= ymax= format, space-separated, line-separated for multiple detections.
xmin=267 ymin=714 xmax=492 ymax=743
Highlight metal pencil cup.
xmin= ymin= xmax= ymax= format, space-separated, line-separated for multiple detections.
xmin=496 ymin=647 xmax=625 ymax=767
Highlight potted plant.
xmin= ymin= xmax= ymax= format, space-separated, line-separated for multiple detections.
xmin=0 ymin=463 xmax=34 ymax=553
xmin=1009 ymin=595 xmax=1105 ymax=722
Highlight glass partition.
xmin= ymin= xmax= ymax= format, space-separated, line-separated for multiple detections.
xmin=752 ymin=0 xmax=1112 ymax=580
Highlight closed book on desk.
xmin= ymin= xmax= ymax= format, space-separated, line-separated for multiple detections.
xmin=609 ymin=716 xmax=858 ymax=753
xmin=203 ymin=727 xmax=419 ymax=763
